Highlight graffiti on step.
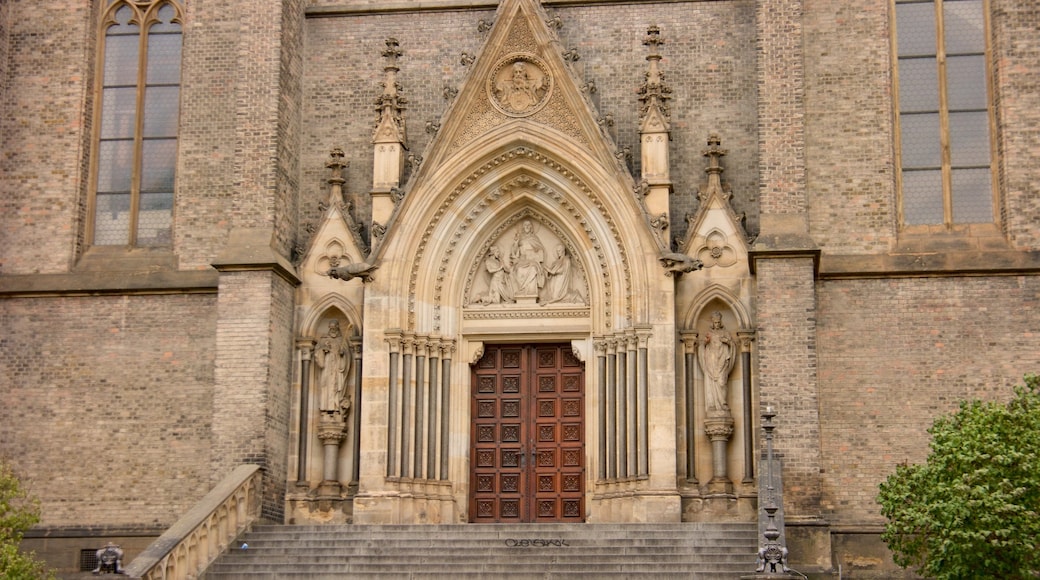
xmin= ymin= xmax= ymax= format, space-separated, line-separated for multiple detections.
xmin=504 ymin=538 xmax=570 ymax=547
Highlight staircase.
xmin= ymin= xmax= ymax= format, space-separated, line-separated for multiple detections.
xmin=201 ymin=522 xmax=758 ymax=579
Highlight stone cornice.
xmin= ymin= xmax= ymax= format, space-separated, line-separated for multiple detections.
xmin=0 ymin=270 xmax=218 ymax=297
xmin=306 ymin=0 xmax=696 ymax=17
xmin=819 ymin=250 xmax=1040 ymax=280
xmin=211 ymin=228 xmax=301 ymax=286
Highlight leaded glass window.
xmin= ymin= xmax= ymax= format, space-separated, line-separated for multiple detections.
xmin=91 ymin=0 xmax=182 ymax=246
xmin=893 ymin=0 xmax=995 ymax=227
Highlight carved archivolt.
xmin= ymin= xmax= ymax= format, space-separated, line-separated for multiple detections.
xmin=407 ymin=147 xmax=630 ymax=333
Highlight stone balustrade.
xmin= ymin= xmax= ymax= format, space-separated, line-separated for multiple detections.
xmin=124 ymin=465 xmax=263 ymax=580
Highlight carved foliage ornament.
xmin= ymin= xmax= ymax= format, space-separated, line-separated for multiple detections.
xmin=488 ymin=54 xmax=553 ymax=117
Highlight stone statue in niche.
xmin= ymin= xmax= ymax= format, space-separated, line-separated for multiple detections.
xmin=699 ymin=311 xmax=735 ymax=414
xmin=315 ymin=320 xmax=352 ymax=417
xmin=510 ymin=219 xmax=547 ymax=297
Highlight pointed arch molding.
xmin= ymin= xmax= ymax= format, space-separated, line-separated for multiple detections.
xmin=393 ymin=145 xmax=647 ymax=334
xmin=300 ymin=293 xmax=363 ymax=340
xmin=682 ymin=284 xmax=752 ymax=331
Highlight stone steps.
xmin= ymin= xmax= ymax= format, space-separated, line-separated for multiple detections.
xmin=201 ymin=522 xmax=758 ymax=579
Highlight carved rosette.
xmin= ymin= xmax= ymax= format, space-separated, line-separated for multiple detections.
xmin=488 ymin=53 xmax=553 ymax=117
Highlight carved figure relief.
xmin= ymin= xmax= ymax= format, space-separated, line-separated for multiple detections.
xmin=510 ymin=219 xmax=547 ymax=296
xmin=469 ymin=218 xmax=586 ymax=307
xmin=489 ymin=55 xmax=551 ymax=117
xmin=315 ymin=320 xmax=352 ymax=417
xmin=698 ymin=311 xmax=735 ymax=415
xmin=475 ymin=245 xmax=515 ymax=305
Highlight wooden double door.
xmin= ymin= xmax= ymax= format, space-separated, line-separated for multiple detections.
xmin=469 ymin=344 xmax=585 ymax=522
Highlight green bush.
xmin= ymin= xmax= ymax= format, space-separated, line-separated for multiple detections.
xmin=0 ymin=459 xmax=54 ymax=580
xmin=877 ymin=374 xmax=1040 ymax=579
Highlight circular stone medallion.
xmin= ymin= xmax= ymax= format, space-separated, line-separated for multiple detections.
xmin=488 ymin=53 xmax=553 ymax=117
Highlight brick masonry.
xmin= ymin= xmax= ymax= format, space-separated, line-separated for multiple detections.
xmin=817 ymin=275 xmax=1040 ymax=525
xmin=0 ymin=294 xmax=216 ymax=527
xmin=0 ymin=0 xmax=1037 ymax=576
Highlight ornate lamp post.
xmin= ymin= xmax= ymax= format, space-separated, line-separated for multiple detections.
xmin=754 ymin=406 xmax=792 ymax=576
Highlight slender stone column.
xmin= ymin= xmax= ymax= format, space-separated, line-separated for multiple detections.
xmin=400 ymin=334 xmax=414 ymax=478
xmin=439 ymin=341 xmax=454 ymax=480
xmin=605 ymin=338 xmax=618 ymax=478
xmin=625 ymin=333 xmax=638 ymax=477
xmin=426 ymin=337 xmax=440 ymax=480
xmin=679 ymin=331 xmax=698 ymax=483
xmin=636 ymin=327 xmax=651 ymax=476
xmin=738 ymin=330 xmax=756 ymax=483
xmin=350 ymin=337 xmax=363 ymax=489
xmin=616 ymin=338 xmax=628 ymax=478
xmin=413 ymin=337 xmax=427 ymax=478
xmin=385 ymin=330 xmax=402 ymax=477
xmin=594 ymin=339 xmax=608 ymax=480
xmin=296 ymin=339 xmax=316 ymax=486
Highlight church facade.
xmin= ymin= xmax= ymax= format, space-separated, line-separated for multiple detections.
xmin=1 ymin=0 xmax=1038 ymax=576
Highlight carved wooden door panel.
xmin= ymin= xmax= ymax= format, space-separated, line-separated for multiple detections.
xmin=470 ymin=344 xmax=585 ymax=522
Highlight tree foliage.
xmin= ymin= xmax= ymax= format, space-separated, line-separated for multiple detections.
xmin=0 ymin=459 xmax=54 ymax=580
xmin=877 ymin=374 xmax=1040 ymax=579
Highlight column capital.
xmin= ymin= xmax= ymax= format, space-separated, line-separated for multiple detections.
xmin=296 ymin=337 xmax=317 ymax=359
xmin=385 ymin=328 xmax=403 ymax=353
xmin=737 ymin=330 xmax=756 ymax=352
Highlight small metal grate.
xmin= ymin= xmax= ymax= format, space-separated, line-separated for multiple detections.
xmin=80 ymin=548 xmax=98 ymax=572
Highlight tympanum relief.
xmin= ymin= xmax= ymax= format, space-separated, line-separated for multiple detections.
xmin=467 ymin=218 xmax=587 ymax=308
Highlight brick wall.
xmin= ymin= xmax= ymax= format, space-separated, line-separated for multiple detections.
xmin=992 ymin=0 xmax=1040 ymax=249
xmin=804 ymin=0 xmax=895 ymax=254
xmin=0 ymin=294 xmax=216 ymax=527
xmin=753 ymin=257 xmax=823 ymax=519
xmin=818 ymin=275 xmax=1040 ymax=525
xmin=211 ymin=271 xmax=295 ymax=521
xmin=0 ymin=0 xmax=93 ymax=274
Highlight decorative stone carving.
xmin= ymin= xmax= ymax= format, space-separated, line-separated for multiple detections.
xmin=315 ymin=320 xmax=352 ymax=417
xmin=489 ymin=54 xmax=552 ymax=117
xmin=542 ymin=244 xmax=583 ymax=304
xmin=659 ymin=252 xmax=703 ymax=276
xmin=699 ymin=311 xmax=736 ymax=415
xmin=469 ymin=217 xmax=586 ymax=307
xmin=328 ymin=261 xmax=378 ymax=283
xmin=696 ymin=230 xmax=739 ymax=269
xmin=510 ymin=219 xmax=546 ymax=297
xmin=474 ymin=245 xmax=514 ymax=305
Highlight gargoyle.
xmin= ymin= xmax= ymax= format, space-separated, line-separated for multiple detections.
xmin=328 ymin=262 xmax=379 ymax=283
xmin=659 ymin=252 xmax=703 ymax=276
